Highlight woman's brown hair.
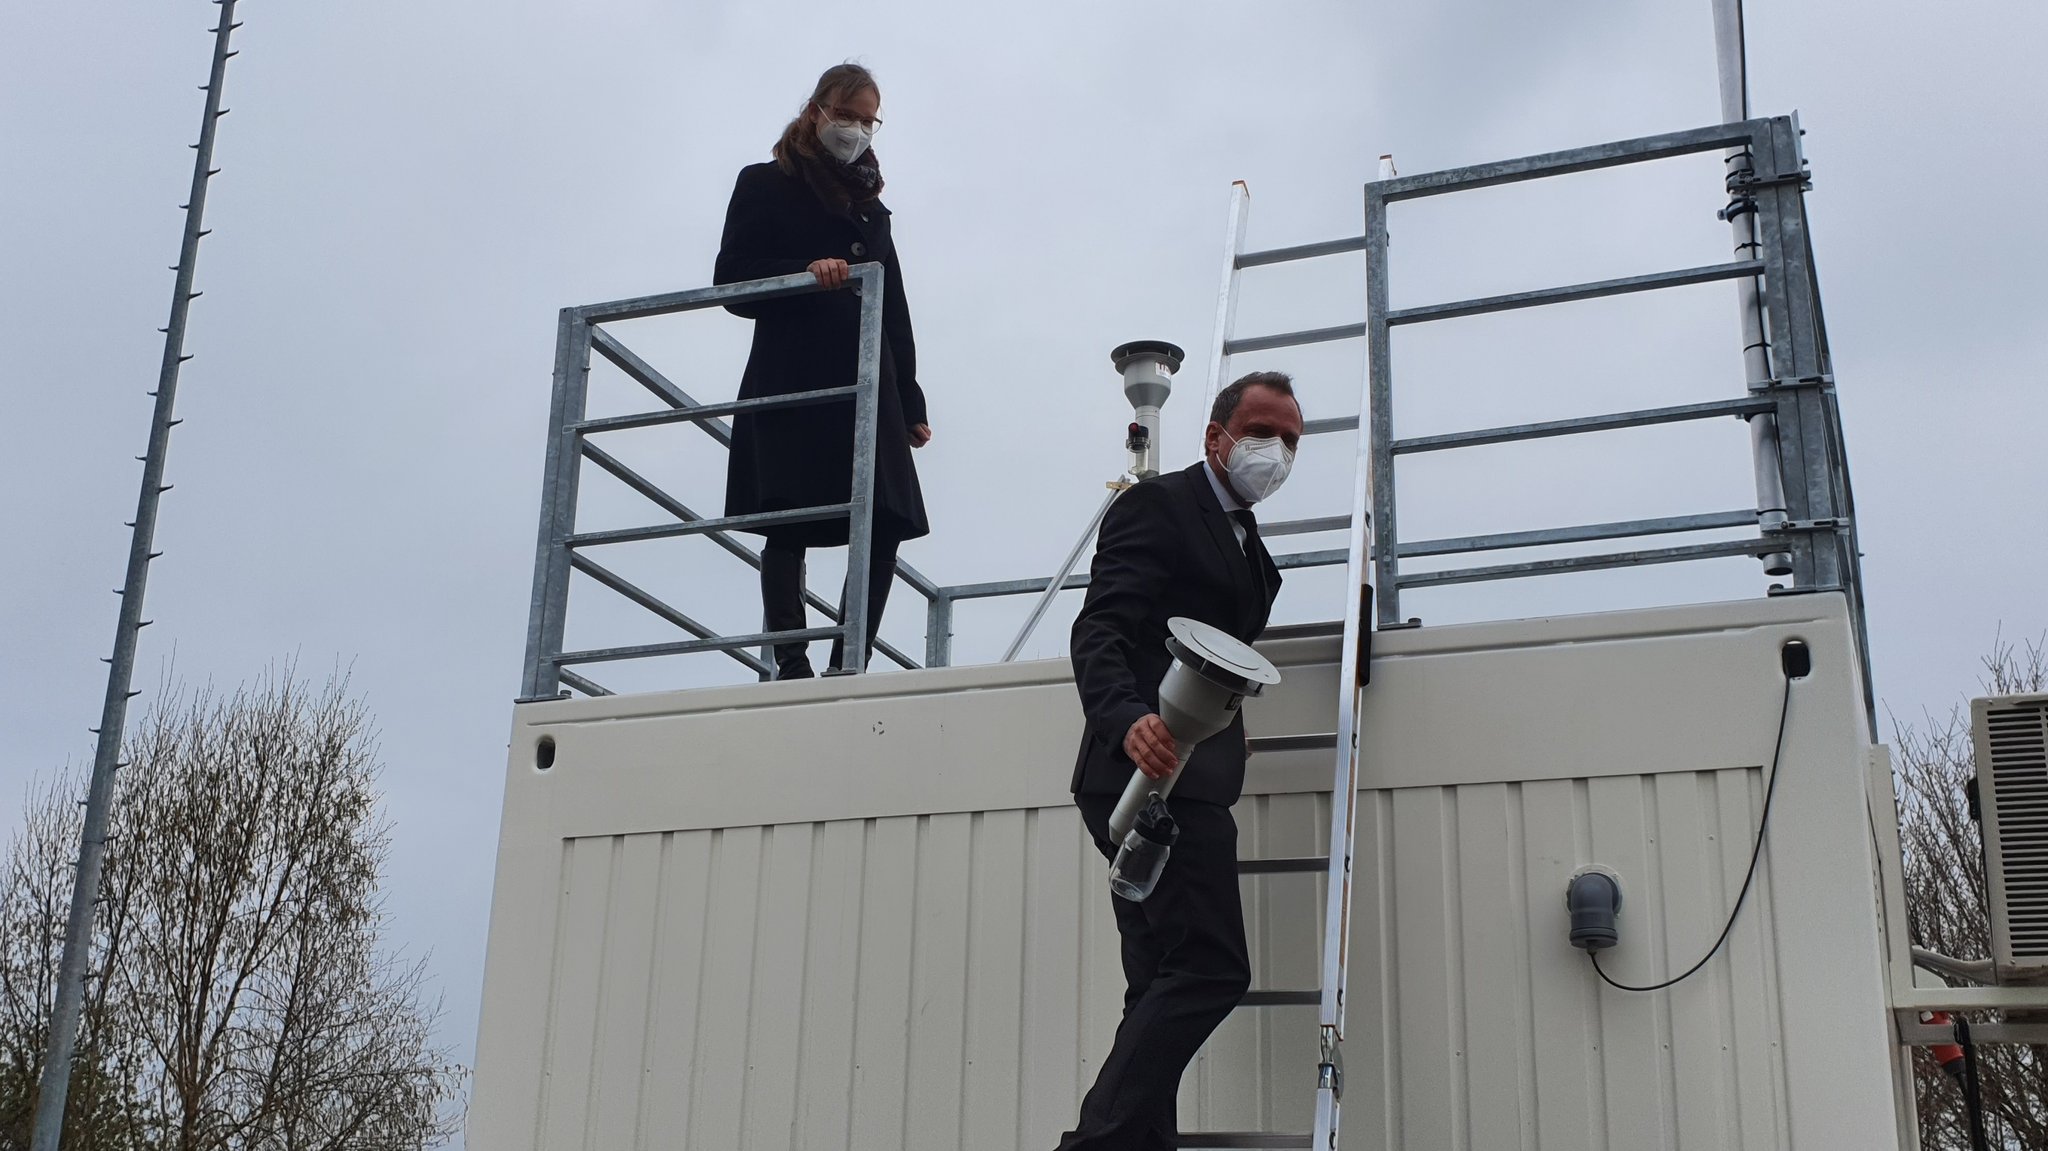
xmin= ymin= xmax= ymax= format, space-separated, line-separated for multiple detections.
xmin=773 ymin=63 xmax=879 ymax=173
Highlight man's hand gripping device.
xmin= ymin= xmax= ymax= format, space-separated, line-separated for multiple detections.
xmin=1106 ymin=618 xmax=1282 ymax=900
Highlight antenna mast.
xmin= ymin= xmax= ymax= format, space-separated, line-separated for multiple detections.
xmin=30 ymin=4 xmax=242 ymax=1147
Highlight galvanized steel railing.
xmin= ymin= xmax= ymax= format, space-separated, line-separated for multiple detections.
xmin=523 ymin=116 xmax=1871 ymax=710
xmin=518 ymin=261 xmax=1079 ymax=700
xmin=1210 ymin=115 xmax=1871 ymax=715
xmin=1361 ymin=117 xmax=1861 ymax=628
xmin=520 ymin=265 xmax=904 ymax=700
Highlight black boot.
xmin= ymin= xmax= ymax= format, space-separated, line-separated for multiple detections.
xmin=760 ymin=543 xmax=814 ymax=680
xmin=827 ymin=536 xmax=899 ymax=673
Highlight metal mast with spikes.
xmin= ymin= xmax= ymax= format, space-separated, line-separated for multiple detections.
xmin=30 ymin=3 xmax=241 ymax=1147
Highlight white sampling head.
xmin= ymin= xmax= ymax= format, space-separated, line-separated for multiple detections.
xmin=1156 ymin=617 xmax=1282 ymax=747
xmin=1107 ymin=617 xmax=1284 ymax=842
xmin=1110 ymin=340 xmax=1185 ymax=479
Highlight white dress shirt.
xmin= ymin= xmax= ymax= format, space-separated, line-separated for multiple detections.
xmin=1202 ymin=460 xmax=1249 ymax=550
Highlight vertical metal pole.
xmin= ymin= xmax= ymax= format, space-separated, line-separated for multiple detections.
xmin=1363 ymin=186 xmax=1399 ymax=625
xmin=1203 ymin=182 xmax=1251 ymax=413
xmin=1711 ymin=0 xmax=1794 ymax=577
xmin=1750 ymin=116 xmax=1841 ymax=590
xmin=1784 ymin=172 xmax=1877 ymax=728
xmin=519 ymin=309 xmax=592 ymax=700
xmin=1314 ymin=467 xmax=1373 ymax=1151
xmin=1711 ymin=13 xmax=1864 ymax=722
xmin=839 ymin=263 xmax=886 ymax=673
xmin=924 ymin=594 xmax=953 ymax=669
xmin=1312 ymin=169 xmax=1401 ymax=1151
xmin=32 ymin=7 xmax=240 ymax=1148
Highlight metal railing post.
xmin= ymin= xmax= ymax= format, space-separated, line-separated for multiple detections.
xmin=1750 ymin=115 xmax=1875 ymax=732
xmin=1363 ymin=185 xmax=1400 ymax=625
xmin=837 ymin=263 xmax=887 ymax=673
xmin=925 ymin=594 xmax=954 ymax=668
xmin=1750 ymin=117 xmax=1841 ymax=590
xmin=520 ymin=308 xmax=592 ymax=700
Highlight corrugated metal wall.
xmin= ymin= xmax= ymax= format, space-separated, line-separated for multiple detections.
xmin=531 ymin=812 xmax=1027 ymax=1149
xmin=527 ymin=805 xmax=1299 ymax=1150
xmin=473 ymin=597 xmax=1900 ymax=1150
xmin=1346 ymin=772 xmax=1791 ymax=1151
xmin=516 ymin=773 xmax=1787 ymax=1150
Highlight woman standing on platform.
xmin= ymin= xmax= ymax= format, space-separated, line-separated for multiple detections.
xmin=716 ymin=63 xmax=932 ymax=680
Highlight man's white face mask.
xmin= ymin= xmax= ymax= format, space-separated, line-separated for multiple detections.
xmin=816 ymin=117 xmax=873 ymax=164
xmin=1221 ymin=429 xmax=1295 ymax=504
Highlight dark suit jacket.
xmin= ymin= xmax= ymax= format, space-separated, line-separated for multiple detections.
xmin=1069 ymin=462 xmax=1282 ymax=806
xmin=713 ymin=161 xmax=928 ymax=546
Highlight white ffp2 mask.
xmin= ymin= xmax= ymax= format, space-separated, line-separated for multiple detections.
xmin=1223 ymin=432 xmax=1295 ymax=504
xmin=817 ymin=118 xmax=873 ymax=164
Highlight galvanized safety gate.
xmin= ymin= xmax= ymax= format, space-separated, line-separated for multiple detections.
xmin=1365 ymin=116 xmax=1861 ymax=636
xmin=1215 ymin=115 xmax=1864 ymax=645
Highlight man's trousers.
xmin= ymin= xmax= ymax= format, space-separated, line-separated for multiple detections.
xmin=1056 ymin=795 xmax=1252 ymax=1151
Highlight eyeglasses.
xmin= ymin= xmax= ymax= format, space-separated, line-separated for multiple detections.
xmin=819 ymin=103 xmax=883 ymax=132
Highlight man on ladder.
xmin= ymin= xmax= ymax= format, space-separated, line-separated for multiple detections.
xmin=1060 ymin=371 xmax=1303 ymax=1150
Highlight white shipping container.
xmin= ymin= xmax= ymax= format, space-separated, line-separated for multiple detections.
xmin=470 ymin=593 xmax=1904 ymax=1149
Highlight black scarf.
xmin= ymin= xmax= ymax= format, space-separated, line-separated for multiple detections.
xmin=793 ymin=146 xmax=884 ymax=215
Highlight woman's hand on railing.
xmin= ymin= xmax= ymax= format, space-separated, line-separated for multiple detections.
xmin=909 ymin=424 xmax=933 ymax=448
xmin=807 ymin=258 xmax=851 ymax=289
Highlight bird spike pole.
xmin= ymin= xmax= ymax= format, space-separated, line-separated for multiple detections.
xmin=30 ymin=4 xmax=240 ymax=1147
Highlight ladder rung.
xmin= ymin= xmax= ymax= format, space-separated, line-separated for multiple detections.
xmin=1270 ymin=548 xmax=1346 ymax=572
xmin=1235 ymin=235 xmax=1367 ymax=268
xmin=1238 ymin=855 xmax=1328 ymax=874
xmin=1223 ymin=322 xmax=1366 ymax=355
xmin=1303 ymin=414 xmax=1358 ymax=436
xmin=1248 ymin=733 xmax=1338 ymax=754
xmin=1175 ymin=1134 xmax=1312 ymax=1149
xmin=1262 ymin=514 xmax=1351 ymax=537
xmin=1239 ymin=990 xmax=1320 ymax=1006
xmin=1257 ymin=619 xmax=1343 ymax=641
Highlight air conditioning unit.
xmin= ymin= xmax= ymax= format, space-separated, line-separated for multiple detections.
xmin=1974 ymin=692 xmax=2048 ymax=972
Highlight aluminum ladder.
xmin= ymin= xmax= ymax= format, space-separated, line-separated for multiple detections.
xmin=1175 ymin=172 xmax=1389 ymax=1150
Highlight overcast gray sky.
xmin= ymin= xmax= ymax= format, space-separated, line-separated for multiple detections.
xmin=3 ymin=0 xmax=2043 ymax=1124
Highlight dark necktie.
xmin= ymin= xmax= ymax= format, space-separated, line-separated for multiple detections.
xmin=1231 ymin=509 xmax=1268 ymax=604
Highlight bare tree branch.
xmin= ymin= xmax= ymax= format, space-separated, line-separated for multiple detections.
xmin=0 ymin=670 xmax=464 ymax=1151
xmin=1897 ymin=632 xmax=2048 ymax=1150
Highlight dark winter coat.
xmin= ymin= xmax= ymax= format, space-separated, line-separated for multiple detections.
xmin=714 ymin=160 xmax=929 ymax=547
